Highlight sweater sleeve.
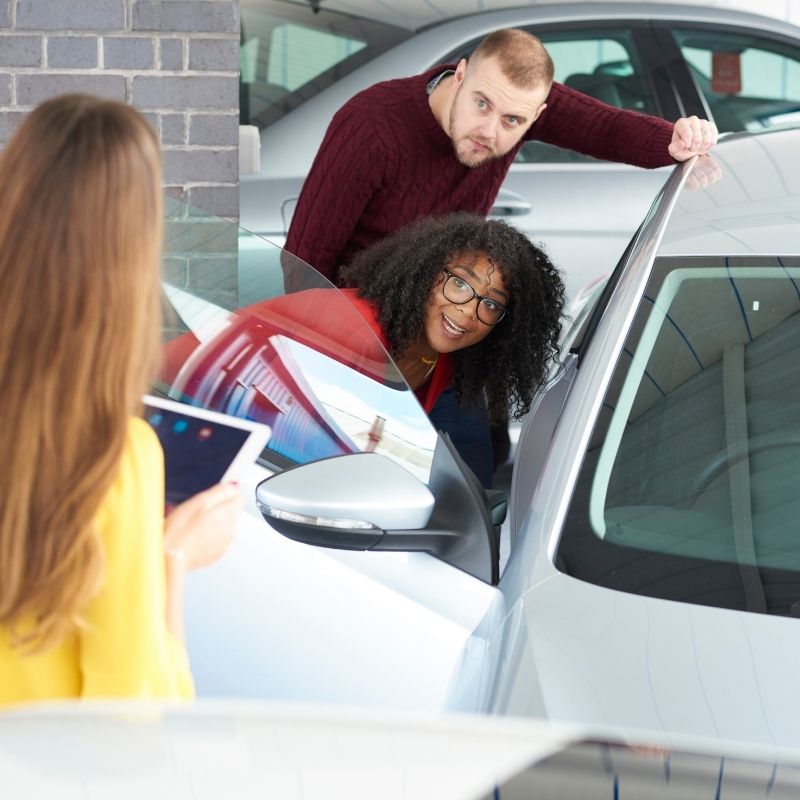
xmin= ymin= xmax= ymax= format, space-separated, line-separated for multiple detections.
xmin=531 ymin=82 xmax=676 ymax=168
xmin=79 ymin=418 xmax=194 ymax=701
xmin=285 ymin=105 xmax=386 ymax=280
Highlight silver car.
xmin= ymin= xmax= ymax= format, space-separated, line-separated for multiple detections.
xmin=239 ymin=0 xmax=800 ymax=299
xmin=161 ymin=124 xmax=800 ymax=754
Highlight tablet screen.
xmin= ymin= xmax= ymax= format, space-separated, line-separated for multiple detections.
xmin=144 ymin=401 xmax=254 ymax=507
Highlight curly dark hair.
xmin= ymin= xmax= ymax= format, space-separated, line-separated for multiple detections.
xmin=340 ymin=213 xmax=565 ymax=422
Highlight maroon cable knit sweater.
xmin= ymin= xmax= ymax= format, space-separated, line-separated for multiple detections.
xmin=285 ymin=64 xmax=675 ymax=281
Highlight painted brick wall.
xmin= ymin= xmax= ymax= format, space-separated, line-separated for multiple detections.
xmin=0 ymin=0 xmax=240 ymax=220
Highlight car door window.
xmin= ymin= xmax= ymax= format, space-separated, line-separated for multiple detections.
xmin=240 ymin=0 xmax=409 ymax=128
xmin=518 ymin=28 xmax=659 ymax=164
xmin=671 ymin=27 xmax=800 ymax=132
xmin=157 ymin=198 xmax=436 ymax=481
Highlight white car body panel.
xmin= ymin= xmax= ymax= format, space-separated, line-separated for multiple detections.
xmin=8 ymin=701 xmax=800 ymax=797
xmin=185 ymin=463 xmax=502 ymax=708
xmin=0 ymin=703 xmax=579 ymax=800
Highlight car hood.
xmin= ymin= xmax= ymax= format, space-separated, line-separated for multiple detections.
xmin=5 ymin=700 xmax=800 ymax=798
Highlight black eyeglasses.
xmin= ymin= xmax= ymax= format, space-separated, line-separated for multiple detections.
xmin=441 ymin=270 xmax=508 ymax=325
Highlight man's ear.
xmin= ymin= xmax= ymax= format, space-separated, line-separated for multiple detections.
xmin=530 ymin=102 xmax=547 ymax=124
xmin=453 ymin=58 xmax=468 ymax=89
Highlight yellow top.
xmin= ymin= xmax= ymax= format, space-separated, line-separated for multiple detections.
xmin=0 ymin=418 xmax=194 ymax=706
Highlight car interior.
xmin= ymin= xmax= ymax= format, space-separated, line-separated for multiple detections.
xmin=563 ymin=60 xmax=651 ymax=112
xmin=559 ymin=256 xmax=800 ymax=615
xmin=676 ymin=31 xmax=800 ymax=132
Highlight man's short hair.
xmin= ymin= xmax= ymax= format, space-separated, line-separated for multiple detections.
xmin=469 ymin=28 xmax=554 ymax=89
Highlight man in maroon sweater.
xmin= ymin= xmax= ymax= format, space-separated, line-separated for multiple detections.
xmin=285 ymin=29 xmax=716 ymax=280
xmin=284 ymin=28 xmax=717 ymax=487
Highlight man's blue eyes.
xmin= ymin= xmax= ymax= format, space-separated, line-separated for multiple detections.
xmin=474 ymin=99 xmax=520 ymax=126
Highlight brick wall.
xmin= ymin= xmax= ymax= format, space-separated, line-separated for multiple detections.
xmin=0 ymin=0 xmax=240 ymax=220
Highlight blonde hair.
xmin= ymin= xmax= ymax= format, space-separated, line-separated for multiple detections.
xmin=470 ymin=28 xmax=554 ymax=89
xmin=0 ymin=94 xmax=163 ymax=650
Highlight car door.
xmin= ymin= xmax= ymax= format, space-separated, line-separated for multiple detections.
xmin=443 ymin=21 xmax=682 ymax=302
xmin=158 ymin=201 xmax=503 ymax=707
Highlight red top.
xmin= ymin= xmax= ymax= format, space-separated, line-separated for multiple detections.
xmin=285 ymin=64 xmax=675 ymax=280
xmin=235 ymin=287 xmax=452 ymax=412
xmin=339 ymin=289 xmax=453 ymax=413
xmin=161 ymin=287 xmax=453 ymax=415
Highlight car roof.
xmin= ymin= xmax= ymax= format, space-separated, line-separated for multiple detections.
xmin=568 ymin=126 xmax=800 ymax=362
xmin=660 ymin=128 xmax=800 ymax=259
xmin=252 ymin=1 xmax=800 ymax=182
xmin=275 ymin=0 xmax=800 ymax=36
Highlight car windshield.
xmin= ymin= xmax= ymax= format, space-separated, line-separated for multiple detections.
xmin=558 ymin=253 xmax=800 ymax=616
xmin=156 ymin=198 xmax=436 ymax=483
xmin=239 ymin=0 xmax=410 ymax=129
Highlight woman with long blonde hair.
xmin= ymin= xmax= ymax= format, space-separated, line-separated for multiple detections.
xmin=0 ymin=94 xmax=240 ymax=704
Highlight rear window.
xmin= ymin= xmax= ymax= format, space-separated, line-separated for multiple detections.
xmin=240 ymin=0 xmax=410 ymax=128
xmin=558 ymin=255 xmax=800 ymax=617
xmin=671 ymin=26 xmax=800 ymax=132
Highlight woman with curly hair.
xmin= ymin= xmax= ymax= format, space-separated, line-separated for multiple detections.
xmin=340 ymin=212 xmax=565 ymax=427
xmin=161 ymin=213 xmax=564 ymax=482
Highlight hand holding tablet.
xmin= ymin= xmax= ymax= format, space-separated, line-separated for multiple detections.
xmin=143 ymin=395 xmax=272 ymax=573
xmin=143 ymin=394 xmax=271 ymax=509
xmin=163 ymin=482 xmax=243 ymax=572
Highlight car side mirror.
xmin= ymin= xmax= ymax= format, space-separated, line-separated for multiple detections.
xmin=256 ymin=435 xmax=499 ymax=584
xmin=255 ymin=452 xmax=436 ymax=550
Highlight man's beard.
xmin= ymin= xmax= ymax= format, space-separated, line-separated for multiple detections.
xmin=449 ymin=103 xmax=496 ymax=168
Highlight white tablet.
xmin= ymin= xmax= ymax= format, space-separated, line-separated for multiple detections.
xmin=143 ymin=394 xmax=271 ymax=508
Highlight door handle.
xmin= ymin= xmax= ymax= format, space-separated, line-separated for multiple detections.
xmin=489 ymin=199 xmax=531 ymax=217
xmin=281 ymin=196 xmax=299 ymax=234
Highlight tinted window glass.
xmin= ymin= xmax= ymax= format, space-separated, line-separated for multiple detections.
xmin=518 ymin=28 xmax=658 ymax=164
xmin=672 ymin=27 xmax=800 ymax=132
xmin=558 ymin=256 xmax=800 ymax=616
xmin=157 ymin=199 xmax=436 ymax=481
xmin=240 ymin=1 xmax=409 ymax=128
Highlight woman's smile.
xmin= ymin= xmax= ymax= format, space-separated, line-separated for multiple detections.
xmin=441 ymin=312 xmax=470 ymax=338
